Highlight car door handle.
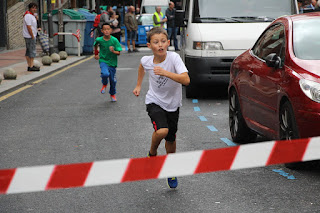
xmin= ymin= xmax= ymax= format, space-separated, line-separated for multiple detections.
xmin=248 ymin=70 xmax=254 ymax=77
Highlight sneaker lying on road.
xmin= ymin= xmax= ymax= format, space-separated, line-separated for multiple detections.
xmin=110 ymin=94 xmax=117 ymax=102
xmin=167 ymin=177 xmax=178 ymax=189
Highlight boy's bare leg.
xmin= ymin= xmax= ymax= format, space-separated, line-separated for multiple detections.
xmin=150 ymin=128 xmax=168 ymax=156
xmin=165 ymin=140 xmax=176 ymax=154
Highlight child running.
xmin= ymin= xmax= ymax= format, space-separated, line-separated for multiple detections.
xmin=133 ymin=27 xmax=190 ymax=188
xmin=94 ymin=23 xmax=122 ymax=102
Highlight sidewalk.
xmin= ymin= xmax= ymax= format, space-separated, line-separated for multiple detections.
xmin=0 ymin=44 xmax=87 ymax=95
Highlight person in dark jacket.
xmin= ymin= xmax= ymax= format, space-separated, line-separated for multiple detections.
xmin=165 ymin=2 xmax=179 ymax=51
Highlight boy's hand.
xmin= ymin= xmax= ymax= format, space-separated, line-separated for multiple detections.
xmin=153 ymin=66 xmax=167 ymax=76
xmin=133 ymin=86 xmax=141 ymax=97
xmin=94 ymin=55 xmax=99 ymax=60
xmin=109 ymin=46 xmax=114 ymax=52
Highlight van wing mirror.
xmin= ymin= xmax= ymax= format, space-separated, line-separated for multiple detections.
xmin=265 ymin=53 xmax=281 ymax=69
xmin=175 ymin=10 xmax=187 ymax=27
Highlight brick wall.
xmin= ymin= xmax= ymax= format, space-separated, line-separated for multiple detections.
xmin=7 ymin=0 xmax=71 ymax=50
xmin=7 ymin=0 xmax=35 ymax=50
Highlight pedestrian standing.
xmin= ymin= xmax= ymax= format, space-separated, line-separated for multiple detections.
xmin=23 ymin=2 xmax=40 ymax=71
xmin=166 ymin=1 xmax=180 ymax=51
xmin=132 ymin=27 xmax=190 ymax=188
xmin=94 ymin=23 xmax=122 ymax=102
xmin=153 ymin=6 xmax=167 ymax=28
xmin=109 ymin=11 xmax=121 ymax=42
xmin=124 ymin=6 xmax=139 ymax=53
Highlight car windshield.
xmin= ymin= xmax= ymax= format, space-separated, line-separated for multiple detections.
xmin=142 ymin=6 xmax=169 ymax=14
xmin=138 ymin=14 xmax=154 ymax=25
xmin=193 ymin=0 xmax=295 ymax=23
xmin=138 ymin=14 xmax=167 ymax=28
xmin=293 ymin=18 xmax=320 ymax=60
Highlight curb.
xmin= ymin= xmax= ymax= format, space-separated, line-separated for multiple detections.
xmin=0 ymin=56 xmax=91 ymax=96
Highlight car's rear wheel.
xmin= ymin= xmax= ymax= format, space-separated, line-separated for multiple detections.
xmin=229 ymin=89 xmax=257 ymax=144
xmin=280 ymin=101 xmax=305 ymax=169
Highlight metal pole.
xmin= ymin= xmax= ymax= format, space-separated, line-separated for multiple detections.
xmin=47 ymin=0 xmax=54 ymax=55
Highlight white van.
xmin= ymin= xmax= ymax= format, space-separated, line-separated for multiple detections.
xmin=176 ymin=0 xmax=298 ymax=98
xmin=140 ymin=0 xmax=170 ymax=14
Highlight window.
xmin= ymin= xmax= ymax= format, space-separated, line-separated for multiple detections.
xmin=252 ymin=24 xmax=285 ymax=62
xmin=293 ymin=18 xmax=320 ymax=60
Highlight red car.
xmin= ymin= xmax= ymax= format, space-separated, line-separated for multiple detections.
xmin=229 ymin=12 xmax=320 ymax=143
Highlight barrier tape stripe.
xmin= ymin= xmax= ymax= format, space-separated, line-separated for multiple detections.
xmin=1 ymin=137 xmax=319 ymax=195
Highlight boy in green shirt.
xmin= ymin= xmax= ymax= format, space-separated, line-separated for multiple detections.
xmin=94 ymin=23 xmax=122 ymax=101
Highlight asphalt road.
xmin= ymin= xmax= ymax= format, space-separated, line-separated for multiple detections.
xmin=1 ymin=50 xmax=320 ymax=213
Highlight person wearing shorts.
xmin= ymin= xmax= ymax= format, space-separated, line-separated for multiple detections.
xmin=133 ymin=27 xmax=190 ymax=188
xmin=23 ymin=2 xmax=40 ymax=71
xmin=147 ymin=103 xmax=179 ymax=142
xmin=124 ymin=6 xmax=139 ymax=53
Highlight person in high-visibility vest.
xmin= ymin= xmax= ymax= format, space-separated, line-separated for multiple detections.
xmin=153 ymin=6 xmax=167 ymax=28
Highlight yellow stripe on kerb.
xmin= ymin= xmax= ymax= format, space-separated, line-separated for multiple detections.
xmin=0 ymin=56 xmax=94 ymax=102
xmin=0 ymin=85 xmax=33 ymax=102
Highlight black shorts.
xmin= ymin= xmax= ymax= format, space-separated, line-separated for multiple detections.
xmin=146 ymin=103 xmax=179 ymax=142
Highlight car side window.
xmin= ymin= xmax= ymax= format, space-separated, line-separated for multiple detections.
xmin=252 ymin=25 xmax=285 ymax=62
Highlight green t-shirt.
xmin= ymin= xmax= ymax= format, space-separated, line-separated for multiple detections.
xmin=94 ymin=36 xmax=122 ymax=67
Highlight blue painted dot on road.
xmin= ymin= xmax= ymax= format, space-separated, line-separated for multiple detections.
xmin=194 ymin=107 xmax=201 ymax=112
xmin=207 ymin=125 xmax=218 ymax=132
xmin=220 ymin=138 xmax=237 ymax=146
xmin=198 ymin=116 xmax=207 ymax=121
xmin=192 ymin=99 xmax=198 ymax=103
xmin=272 ymin=169 xmax=296 ymax=180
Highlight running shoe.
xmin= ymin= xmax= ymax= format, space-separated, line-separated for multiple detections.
xmin=110 ymin=94 xmax=117 ymax=102
xmin=100 ymin=85 xmax=107 ymax=94
xmin=167 ymin=177 xmax=178 ymax=189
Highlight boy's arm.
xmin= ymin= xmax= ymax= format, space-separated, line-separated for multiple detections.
xmin=109 ymin=46 xmax=120 ymax=55
xmin=153 ymin=67 xmax=190 ymax=86
xmin=133 ymin=63 xmax=145 ymax=97
xmin=94 ymin=43 xmax=99 ymax=60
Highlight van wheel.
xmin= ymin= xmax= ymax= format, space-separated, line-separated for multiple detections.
xmin=186 ymin=84 xmax=197 ymax=99
xmin=229 ymin=89 xmax=257 ymax=144
xmin=280 ymin=101 xmax=304 ymax=169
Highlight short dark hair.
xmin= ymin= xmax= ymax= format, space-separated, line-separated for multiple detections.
xmin=28 ymin=2 xmax=37 ymax=9
xmin=147 ymin=27 xmax=168 ymax=43
xmin=101 ymin=22 xmax=111 ymax=29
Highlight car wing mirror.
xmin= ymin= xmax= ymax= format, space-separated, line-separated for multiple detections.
xmin=175 ymin=10 xmax=187 ymax=27
xmin=265 ymin=53 xmax=281 ymax=69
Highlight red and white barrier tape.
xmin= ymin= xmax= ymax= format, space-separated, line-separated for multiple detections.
xmin=1 ymin=137 xmax=320 ymax=194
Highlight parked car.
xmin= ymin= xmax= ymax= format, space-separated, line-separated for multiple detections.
xmin=229 ymin=12 xmax=320 ymax=144
xmin=176 ymin=0 xmax=298 ymax=98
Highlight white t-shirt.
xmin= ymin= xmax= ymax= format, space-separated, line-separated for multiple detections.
xmin=23 ymin=14 xmax=37 ymax=38
xmin=141 ymin=51 xmax=188 ymax=112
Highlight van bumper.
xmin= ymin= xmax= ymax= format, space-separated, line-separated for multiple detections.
xmin=185 ymin=55 xmax=233 ymax=85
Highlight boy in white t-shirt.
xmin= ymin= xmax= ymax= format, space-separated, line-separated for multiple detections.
xmin=133 ymin=27 xmax=190 ymax=189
